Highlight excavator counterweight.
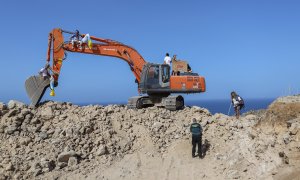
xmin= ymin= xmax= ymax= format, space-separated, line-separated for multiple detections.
xmin=25 ymin=28 xmax=206 ymax=110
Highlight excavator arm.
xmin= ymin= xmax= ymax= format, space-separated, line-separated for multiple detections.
xmin=25 ymin=28 xmax=147 ymax=106
xmin=49 ymin=28 xmax=146 ymax=82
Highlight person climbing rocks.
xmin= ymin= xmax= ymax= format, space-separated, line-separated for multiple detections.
xmin=230 ymin=91 xmax=245 ymax=119
xmin=190 ymin=118 xmax=203 ymax=158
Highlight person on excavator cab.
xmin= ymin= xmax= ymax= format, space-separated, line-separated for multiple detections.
xmin=171 ymin=55 xmax=178 ymax=76
xmin=164 ymin=53 xmax=172 ymax=66
xmin=70 ymin=30 xmax=81 ymax=49
xmin=187 ymin=64 xmax=193 ymax=73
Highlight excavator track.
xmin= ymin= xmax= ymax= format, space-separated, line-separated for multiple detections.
xmin=25 ymin=75 xmax=50 ymax=106
xmin=163 ymin=95 xmax=184 ymax=111
xmin=127 ymin=96 xmax=143 ymax=109
xmin=127 ymin=95 xmax=184 ymax=110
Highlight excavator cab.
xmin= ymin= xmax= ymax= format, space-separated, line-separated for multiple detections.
xmin=144 ymin=64 xmax=170 ymax=90
xmin=139 ymin=63 xmax=173 ymax=93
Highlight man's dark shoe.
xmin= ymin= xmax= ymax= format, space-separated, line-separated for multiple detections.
xmin=192 ymin=154 xmax=196 ymax=158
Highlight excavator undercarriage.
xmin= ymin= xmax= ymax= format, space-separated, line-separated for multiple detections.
xmin=128 ymin=95 xmax=184 ymax=110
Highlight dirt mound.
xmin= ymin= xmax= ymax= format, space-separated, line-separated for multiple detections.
xmin=262 ymin=95 xmax=300 ymax=126
xmin=0 ymin=97 xmax=299 ymax=180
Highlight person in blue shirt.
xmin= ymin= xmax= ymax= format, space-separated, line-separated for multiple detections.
xmin=190 ymin=118 xmax=203 ymax=158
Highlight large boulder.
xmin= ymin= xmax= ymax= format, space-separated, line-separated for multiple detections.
xmin=0 ymin=102 xmax=7 ymax=110
xmin=289 ymin=122 xmax=299 ymax=135
xmin=7 ymin=100 xmax=25 ymax=109
xmin=5 ymin=125 xmax=18 ymax=134
xmin=57 ymin=151 xmax=77 ymax=163
xmin=40 ymin=107 xmax=54 ymax=120
xmin=191 ymin=106 xmax=211 ymax=116
xmin=96 ymin=145 xmax=107 ymax=156
xmin=68 ymin=157 xmax=78 ymax=167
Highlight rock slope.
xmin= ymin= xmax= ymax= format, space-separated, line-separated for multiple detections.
xmin=0 ymin=96 xmax=299 ymax=180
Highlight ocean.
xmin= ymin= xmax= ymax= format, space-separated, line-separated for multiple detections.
xmin=79 ymin=98 xmax=275 ymax=115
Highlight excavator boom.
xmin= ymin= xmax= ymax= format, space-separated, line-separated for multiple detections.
xmin=48 ymin=29 xmax=146 ymax=82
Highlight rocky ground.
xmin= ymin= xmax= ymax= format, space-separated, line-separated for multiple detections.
xmin=0 ymin=95 xmax=299 ymax=180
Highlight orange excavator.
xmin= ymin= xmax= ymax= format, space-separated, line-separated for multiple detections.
xmin=25 ymin=28 xmax=206 ymax=110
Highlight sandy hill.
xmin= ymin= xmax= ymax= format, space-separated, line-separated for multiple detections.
xmin=0 ymin=95 xmax=299 ymax=180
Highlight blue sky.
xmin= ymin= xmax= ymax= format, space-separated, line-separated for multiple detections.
xmin=0 ymin=0 xmax=299 ymax=104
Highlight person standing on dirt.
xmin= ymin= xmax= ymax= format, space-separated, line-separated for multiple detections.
xmin=190 ymin=118 xmax=203 ymax=158
xmin=231 ymin=91 xmax=245 ymax=119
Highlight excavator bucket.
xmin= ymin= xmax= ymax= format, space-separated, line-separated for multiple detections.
xmin=25 ymin=75 xmax=50 ymax=106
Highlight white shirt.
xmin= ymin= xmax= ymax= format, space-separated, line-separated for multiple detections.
xmin=232 ymin=96 xmax=242 ymax=107
xmin=164 ymin=56 xmax=171 ymax=65
xmin=39 ymin=67 xmax=49 ymax=77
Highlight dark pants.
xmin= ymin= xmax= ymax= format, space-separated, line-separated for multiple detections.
xmin=234 ymin=105 xmax=243 ymax=119
xmin=192 ymin=134 xmax=202 ymax=157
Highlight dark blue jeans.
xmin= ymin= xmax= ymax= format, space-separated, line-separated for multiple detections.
xmin=192 ymin=134 xmax=202 ymax=157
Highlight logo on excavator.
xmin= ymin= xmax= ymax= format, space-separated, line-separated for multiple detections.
xmin=104 ymin=48 xmax=117 ymax=51
xmin=193 ymin=83 xmax=199 ymax=89
xmin=81 ymin=46 xmax=97 ymax=51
